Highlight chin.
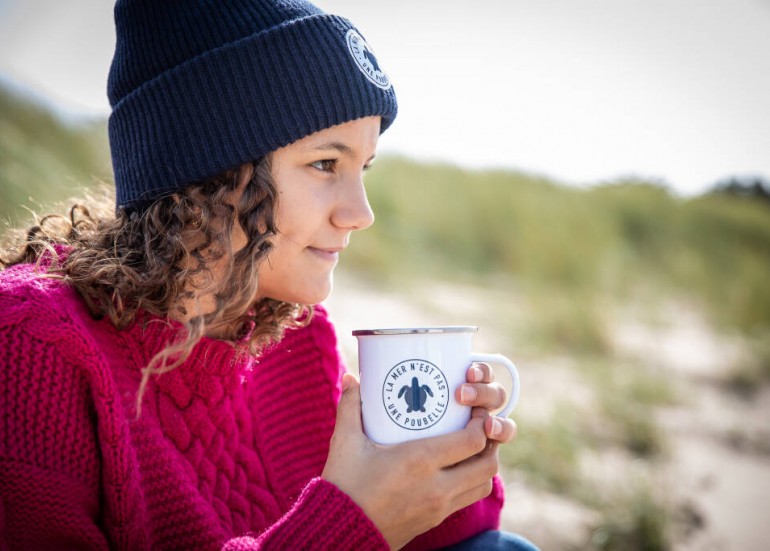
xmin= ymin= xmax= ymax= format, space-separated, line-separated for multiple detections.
xmin=269 ymin=280 xmax=333 ymax=306
xmin=303 ymin=285 xmax=333 ymax=305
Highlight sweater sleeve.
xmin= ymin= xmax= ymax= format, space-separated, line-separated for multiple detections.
xmin=0 ymin=277 xmax=109 ymax=550
xmin=0 ymin=459 xmax=109 ymax=550
xmin=222 ymin=478 xmax=388 ymax=550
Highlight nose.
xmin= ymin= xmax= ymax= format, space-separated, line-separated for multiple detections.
xmin=332 ymin=174 xmax=375 ymax=231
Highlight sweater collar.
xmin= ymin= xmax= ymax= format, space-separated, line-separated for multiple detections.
xmin=128 ymin=309 xmax=254 ymax=378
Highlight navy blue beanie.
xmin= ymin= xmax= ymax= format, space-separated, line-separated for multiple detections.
xmin=107 ymin=0 xmax=398 ymax=211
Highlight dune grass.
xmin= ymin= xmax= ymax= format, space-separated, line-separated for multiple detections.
xmin=0 ymin=85 xmax=110 ymax=227
xmin=590 ymin=483 xmax=671 ymax=551
xmin=349 ymin=157 xmax=770 ymax=342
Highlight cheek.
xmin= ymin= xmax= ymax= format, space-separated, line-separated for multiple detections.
xmin=275 ymin=181 xmax=327 ymax=230
xmin=259 ymin=234 xmax=300 ymax=281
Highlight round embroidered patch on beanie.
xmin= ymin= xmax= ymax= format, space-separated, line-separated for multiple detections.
xmin=345 ymin=30 xmax=391 ymax=90
xmin=108 ymin=0 xmax=398 ymax=211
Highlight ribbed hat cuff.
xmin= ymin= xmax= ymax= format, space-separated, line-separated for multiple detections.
xmin=109 ymin=14 xmax=397 ymax=210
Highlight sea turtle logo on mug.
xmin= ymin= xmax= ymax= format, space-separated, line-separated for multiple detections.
xmin=345 ymin=29 xmax=391 ymax=90
xmin=382 ymin=359 xmax=449 ymax=430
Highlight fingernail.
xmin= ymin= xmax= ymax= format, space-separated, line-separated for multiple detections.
xmin=490 ymin=418 xmax=502 ymax=438
xmin=469 ymin=366 xmax=483 ymax=382
xmin=461 ymin=385 xmax=477 ymax=402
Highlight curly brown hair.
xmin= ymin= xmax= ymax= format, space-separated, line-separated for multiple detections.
xmin=1 ymin=156 xmax=311 ymax=412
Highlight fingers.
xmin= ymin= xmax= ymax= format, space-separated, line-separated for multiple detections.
xmin=323 ymin=373 xmax=370 ymax=486
xmin=334 ymin=372 xmax=363 ymax=434
xmin=458 ymin=381 xmax=507 ymax=410
xmin=451 ymin=478 xmax=496 ymax=512
xmin=401 ymin=416 xmax=488 ymax=468
xmin=341 ymin=371 xmax=357 ymax=392
xmin=469 ymin=406 xmax=517 ymax=442
xmin=484 ymin=415 xmax=517 ymax=443
xmin=462 ymin=363 xmax=508 ymax=412
xmin=439 ymin=442 xmax=499 ymax=509
xmin=462 ymin=362 xmax=516 ymax=442
xmin=467 ymin=362 xmax=494 ymax=383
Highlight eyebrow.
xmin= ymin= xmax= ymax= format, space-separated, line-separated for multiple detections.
xmin=310 ymin=141 xmax=353 ymax=154
xmin=307 ymin=141 xmax=376 ymax=162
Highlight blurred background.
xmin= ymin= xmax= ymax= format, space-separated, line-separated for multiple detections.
xmin=1 ymin=1 xmax=769 ymax=549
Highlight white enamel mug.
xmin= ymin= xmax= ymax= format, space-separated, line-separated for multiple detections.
xmin=353 ymin=327 xmax=520 ymax=445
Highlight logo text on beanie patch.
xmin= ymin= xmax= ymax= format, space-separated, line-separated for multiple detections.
xmin=382 ymin=359 xmax=448 ymax=430
xmin=346 ymin=29 xmax=391 ymax=90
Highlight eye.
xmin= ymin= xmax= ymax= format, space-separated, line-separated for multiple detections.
xmin=310 ymin=159 xmax=337 ymax=172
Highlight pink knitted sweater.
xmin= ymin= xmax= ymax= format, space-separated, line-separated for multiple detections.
xmin=0 ymin=261 xmax=503 ymax=550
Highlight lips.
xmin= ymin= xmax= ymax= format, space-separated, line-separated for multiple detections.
xmin=307 ymin=246 xmax=343 ymax=261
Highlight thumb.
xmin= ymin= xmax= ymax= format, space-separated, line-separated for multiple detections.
xmin=335 ymin=372 xmax=363 ymax=434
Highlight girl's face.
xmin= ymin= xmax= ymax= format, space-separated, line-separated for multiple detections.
xmin=255 ymin=116 xmax=380 ymax=305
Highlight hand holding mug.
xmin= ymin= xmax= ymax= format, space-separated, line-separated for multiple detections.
xmin=322 ymin=374 xmax=499 ymax=550
xmin=459 ymin=361 xmax=518 ymax=444
xmin=353 ymin=326 xmax=520 ymax=445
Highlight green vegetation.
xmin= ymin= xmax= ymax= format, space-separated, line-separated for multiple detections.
xmin=499 ymin=404 xmax=583 ymax=495
xmin=724 ymin=337 xmax=770 ymax=397
xmin=354 ymin=157 xmax=770 ymax=338
xmin=0 ymin=84 xmax=111 ymax=227
xmin=579 ymin=359 xmax=677 ymax=458
xmin=591 ymin=484 xmax=671 ymax=551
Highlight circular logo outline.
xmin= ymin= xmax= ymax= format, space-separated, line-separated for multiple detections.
xmin=345 ymin=29 xmax=391 ymax=90
xmin=381 ymin=358 xmax=449 ymax=431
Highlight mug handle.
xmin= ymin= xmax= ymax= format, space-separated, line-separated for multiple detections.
xmin=469 ymin=353 xmax=520 ymax=419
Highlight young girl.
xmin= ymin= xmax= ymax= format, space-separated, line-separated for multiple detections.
xmin=0 ymin=1 xmax=537 ymax=549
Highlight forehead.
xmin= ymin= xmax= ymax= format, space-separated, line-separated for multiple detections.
xmin=290 ymin=116 xmax=381 ymax=156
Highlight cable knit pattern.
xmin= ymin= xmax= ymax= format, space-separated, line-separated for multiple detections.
xmin=0 ymin=261 xmax=503 ymax=550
